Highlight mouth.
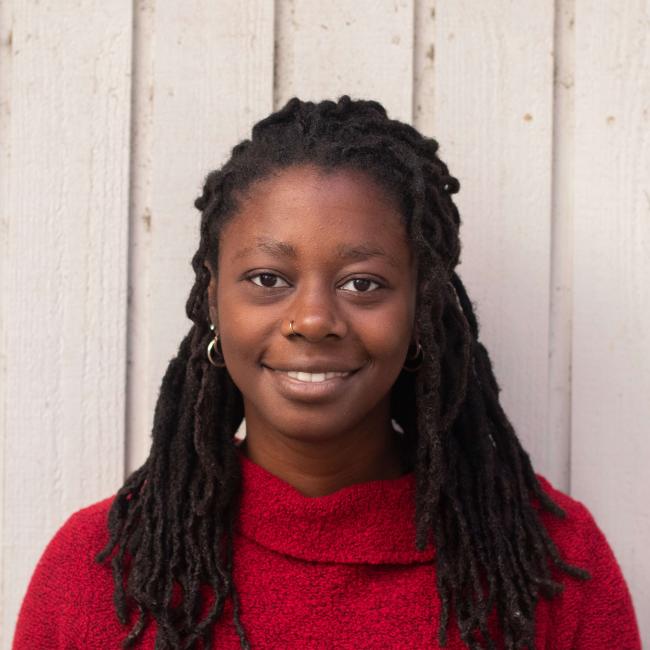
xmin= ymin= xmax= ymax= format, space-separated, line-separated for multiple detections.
xmin=263 ymin=367 xmax=356 ymax=383
xmin=261 ymin=364 xmax=365 ymax=402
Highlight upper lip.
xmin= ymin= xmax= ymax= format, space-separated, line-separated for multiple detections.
xmin=263 ymin=362 xmax=363 ymax=373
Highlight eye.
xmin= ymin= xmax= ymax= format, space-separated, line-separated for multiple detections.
xmin=246 ymin=273 xmax=383 ymax=293
xmin=340 ymin=277 xmax=382 ymax=293
xmin=248 ymin=272 xmax=290 ymax=289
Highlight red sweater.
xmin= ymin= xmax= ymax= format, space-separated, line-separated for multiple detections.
xmin=13 ymin=451 xmax=641 ymax=649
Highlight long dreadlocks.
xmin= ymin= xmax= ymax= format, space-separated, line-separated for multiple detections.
xmin=96 ymin=96 xmax=590 ymax=649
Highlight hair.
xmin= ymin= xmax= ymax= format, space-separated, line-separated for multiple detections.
xmin=96 ymin=96 xmax=590 ymax=649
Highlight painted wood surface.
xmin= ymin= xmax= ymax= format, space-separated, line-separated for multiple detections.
xmin=0 ymin=0 xmax=11 ymax=642
xmin=275 ymin=0 xmax=414 ymax=121
xmin=1 ymin=0 xmax=648 ymax=645
xmin=548 ymin=0 xmax=576 ymax=498
xmin=572 ymin=1 xmax=650 ymax=643
xmin=0 ymin=1 xmax=132 ymax=646
xmin=431 ymin=2 xmax=558 ymax=481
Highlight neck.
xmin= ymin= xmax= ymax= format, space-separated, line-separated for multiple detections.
xmin=238 ymin=423 xmax=407 ymax=497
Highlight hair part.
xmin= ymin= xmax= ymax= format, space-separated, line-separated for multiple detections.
xmin=96 ymin=96 xmax=589 ymax=649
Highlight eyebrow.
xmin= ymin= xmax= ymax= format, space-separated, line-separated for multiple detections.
xmin=234 ymin=237 xmax=400 ymax=267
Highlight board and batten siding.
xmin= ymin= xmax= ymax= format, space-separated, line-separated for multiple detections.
xmin=1 ymin=1 xmax=648 ymax=646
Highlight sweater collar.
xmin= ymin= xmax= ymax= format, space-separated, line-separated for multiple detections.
xmin=235 ymin=450 xmax=435 ymax=565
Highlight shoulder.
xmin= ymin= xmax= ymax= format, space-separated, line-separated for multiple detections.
xmin=27 ymin=493 xmax=115 ymax=575
xmin=60 ymin=494 xmax=116 ymax=542
xmin=13 ymin=495 xmax=117 ymax=649
xmin=533 ymin=473 xmax=629 ymax=570
xmin=533 ymin=472 xmax=624 ymax=576
xmin=532 ymin=474 xmax=642 ymax=648
xmin=533 ymin=474 xmax=597 ymax=555
xmin=32 ymin=495 xmax=116 ymax=573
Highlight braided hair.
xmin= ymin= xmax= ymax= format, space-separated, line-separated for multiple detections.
xmin=96 ymin=96 xmax=589 ymax=649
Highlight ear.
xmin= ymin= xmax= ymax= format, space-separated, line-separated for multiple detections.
xmin=204 ymin=261 xmax=219 ymax=328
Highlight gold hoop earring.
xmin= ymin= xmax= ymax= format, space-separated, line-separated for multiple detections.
xmin=207 ymin=324 xmax=226 ymax=368
xmin=402 ymin=340 xmax=423 ymax=372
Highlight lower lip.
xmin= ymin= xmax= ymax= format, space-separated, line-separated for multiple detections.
xmin=263 ymin=365 xmax=360 ymax=402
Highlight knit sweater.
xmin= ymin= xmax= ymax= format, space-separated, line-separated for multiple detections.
xmin=13 ymin=450 xmax=641 ymax=649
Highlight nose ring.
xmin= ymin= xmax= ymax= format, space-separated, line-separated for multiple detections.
xmin=289 ymin=320 xmax=296 ymax=335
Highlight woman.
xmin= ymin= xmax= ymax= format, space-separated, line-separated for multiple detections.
xmin=13 ymin=96 xmax=641 ymax=649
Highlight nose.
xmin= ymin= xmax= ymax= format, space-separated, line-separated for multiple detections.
xmin=289 ymin=282 xmax=348 ymax=342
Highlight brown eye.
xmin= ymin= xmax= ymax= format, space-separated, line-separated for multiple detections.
xmin=340 ymin=278 xmax=381 ymax=293
xmin=249 ymin=273 xmax=289 ymax=289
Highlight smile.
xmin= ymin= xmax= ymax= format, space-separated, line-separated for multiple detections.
xmin=277 ymin=370 xmax=350 ymax=383
xmin=262 ymin=365 xmax=362 ymax=402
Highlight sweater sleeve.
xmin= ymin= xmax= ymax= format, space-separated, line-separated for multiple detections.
xmin=12 ymin=502 xmax=111 ymax=649
xmin=569 ymin=505 xmax=642 ymax=649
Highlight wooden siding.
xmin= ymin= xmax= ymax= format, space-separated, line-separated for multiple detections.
xmin=1 ymin=0 xmax=648 ymax=644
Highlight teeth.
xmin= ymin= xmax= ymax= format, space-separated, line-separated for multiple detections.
xmin=285 ymin=370 xmax=349 ymax=382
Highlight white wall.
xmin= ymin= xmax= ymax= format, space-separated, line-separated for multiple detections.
xmin=1 ymin=0 xmax=648 ymax=645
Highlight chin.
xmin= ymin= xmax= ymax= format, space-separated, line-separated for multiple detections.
xmin=268 ymin=411 xmax=360 ymax=443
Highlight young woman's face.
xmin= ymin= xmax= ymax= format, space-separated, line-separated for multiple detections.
xmin=208 ymin=164 xmax=417 ymax=444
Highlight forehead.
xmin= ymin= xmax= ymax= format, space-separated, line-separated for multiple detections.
xmin=219 ymin=165 xmax=412 ymax=264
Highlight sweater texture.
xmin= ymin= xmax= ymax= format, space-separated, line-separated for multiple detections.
xmin=13 ymin=450 xmax=642 ymax=648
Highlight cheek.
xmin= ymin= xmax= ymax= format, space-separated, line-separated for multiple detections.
xmin=215 ymin=285 xmax=265 ymax=364
xmin=356 ymin=303 xmax=413 ymax=363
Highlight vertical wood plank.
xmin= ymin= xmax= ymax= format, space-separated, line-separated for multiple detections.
xmin=2 ymin=1 xmax=132 ymax=644
xmin=0 ymin=2 xmax=13 ymax=646
xmin=432 ymin=1 xmax=557 ymax=478
xmin=132 ymin=1 xmax=275 ymax=473
xmin=572 ymin=2 xmax=650 ymax=642
xmin=413 ymin=0 xmax=436 ymax=133
xmin=125 ymin=0 xmax=155 ymax=475
xmin=274 ymin=0 xmax=414 ymax=122
xmin=548 ymin=0 xmax=576 ymax=493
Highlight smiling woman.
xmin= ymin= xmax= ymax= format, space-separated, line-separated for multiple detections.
xmin=13 ymin=97 xmax=641 ymax=649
